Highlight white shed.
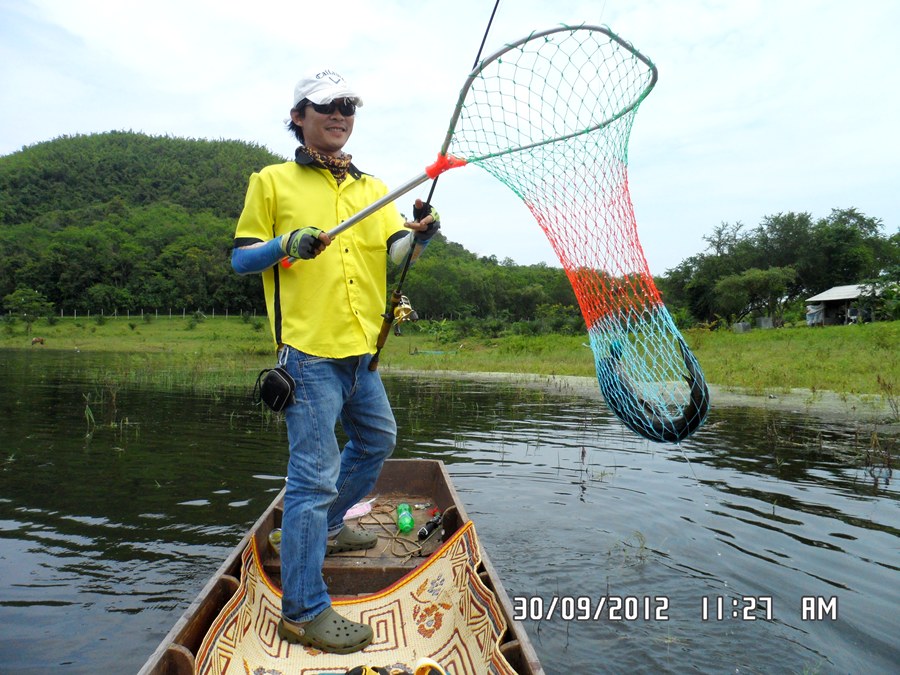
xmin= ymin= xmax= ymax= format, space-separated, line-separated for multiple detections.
xmin=806 ymin=284 xmax=877 ymax=326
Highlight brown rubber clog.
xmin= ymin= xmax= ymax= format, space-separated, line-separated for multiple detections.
xmin=277 ymin=607 xmax=373 ymax=654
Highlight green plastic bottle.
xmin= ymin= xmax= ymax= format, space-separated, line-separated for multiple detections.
xmin=396 ymin=503 xmax=414 ymax=533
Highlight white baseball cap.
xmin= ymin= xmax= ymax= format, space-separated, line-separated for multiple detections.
xmin=293 ymin=69 xmax=363 ymax=108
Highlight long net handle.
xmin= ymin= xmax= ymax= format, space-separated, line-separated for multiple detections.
xmin=281 ymin=160 xmax=462 ymax=267
xmin=327 ymin=172 xmax=429 ymax=238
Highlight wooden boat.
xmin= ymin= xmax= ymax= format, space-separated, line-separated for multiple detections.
xmin=140 ymin=458 xmax=544 ymax=674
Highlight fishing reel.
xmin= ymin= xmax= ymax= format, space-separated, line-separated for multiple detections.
xmin=392 ymin=295 xmax=418 ymax=336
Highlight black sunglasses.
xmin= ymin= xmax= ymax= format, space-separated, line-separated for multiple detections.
xmin=306 ymin=98 xmax=357 ymax=117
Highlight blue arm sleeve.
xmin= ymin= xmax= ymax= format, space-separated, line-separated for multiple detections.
xmin=231 ymin=237 xmax=285 ymax=275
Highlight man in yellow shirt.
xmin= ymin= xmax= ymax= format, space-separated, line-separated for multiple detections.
xmin=232 ymin=68 xmax=439 ymax=654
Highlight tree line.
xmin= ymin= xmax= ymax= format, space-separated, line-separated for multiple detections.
xmin=2 ymin=132 xmax=897 ymax=333
xmin=660 ymin=210 xmax=899 ymax=326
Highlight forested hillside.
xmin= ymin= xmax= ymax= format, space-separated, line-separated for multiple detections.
xmin=0 ymin=132 xmax=287 ymax=315
xmin=0 ymin=132 xmax=582 ymax=331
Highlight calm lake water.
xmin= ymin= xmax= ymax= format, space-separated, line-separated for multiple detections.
xmin=0 ymin=349 xmax=897 ymax=674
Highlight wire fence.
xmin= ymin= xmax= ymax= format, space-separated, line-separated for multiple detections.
xmin=2 ymin=308 xmax=263 ymax=320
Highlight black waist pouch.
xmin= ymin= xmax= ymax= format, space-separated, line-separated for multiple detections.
xmin=254 ymin=366 xmax=296 ymax=412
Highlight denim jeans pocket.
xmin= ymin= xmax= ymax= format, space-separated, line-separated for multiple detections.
xmin=280 ymin=345 xmax=329 ymax=369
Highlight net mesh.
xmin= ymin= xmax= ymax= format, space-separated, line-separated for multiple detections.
xmin=444 ymin=25 xmax=709 ymax=443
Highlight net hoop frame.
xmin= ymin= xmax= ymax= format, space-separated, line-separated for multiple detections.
xmin=440 ymin=24 xmax=659 ymax=162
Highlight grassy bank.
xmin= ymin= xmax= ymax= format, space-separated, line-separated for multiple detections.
xmin=2 ymin=315 xmax=898 ymax=401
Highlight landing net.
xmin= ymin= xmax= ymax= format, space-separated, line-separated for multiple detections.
xmin=443 ymin=25 xmax=709 ymax=442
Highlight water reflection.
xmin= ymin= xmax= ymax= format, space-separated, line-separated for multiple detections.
xmin=0 ymin=350 xmax=896 ymax=674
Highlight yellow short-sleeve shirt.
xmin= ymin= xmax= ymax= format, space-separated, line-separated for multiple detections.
xmin=235 ymin=159 xmax=406 ymax=357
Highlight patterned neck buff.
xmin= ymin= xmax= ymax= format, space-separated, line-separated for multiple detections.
xmin=302 ymin=145 xmax=353 ymax=185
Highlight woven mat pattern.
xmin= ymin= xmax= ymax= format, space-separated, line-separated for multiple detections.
xmin=195 ymin=521 xmax=516 ymax=674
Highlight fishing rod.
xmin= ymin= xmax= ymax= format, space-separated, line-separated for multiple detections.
xmin=368 ymin=0 xmax=501 ymax=371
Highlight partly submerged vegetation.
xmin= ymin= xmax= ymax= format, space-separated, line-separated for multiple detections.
xmin=2 ymin=315 xmax=897 ymax=409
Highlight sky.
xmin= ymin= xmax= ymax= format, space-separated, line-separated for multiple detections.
xmin=1 ymin=0 xmax=898 ymax=275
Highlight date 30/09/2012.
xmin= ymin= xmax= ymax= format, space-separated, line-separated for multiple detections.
xmin=513 ymin=595 xmax=672 ymax=622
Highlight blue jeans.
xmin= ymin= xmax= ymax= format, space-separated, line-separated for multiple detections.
xmin=278 ymin=346 xmax=396 ymax=623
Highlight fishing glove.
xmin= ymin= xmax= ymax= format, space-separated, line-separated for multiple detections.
xmin=412 ymin=201 xmax=441 ymax=242
xmin=281 ymin=227 xmax=326 ymax=260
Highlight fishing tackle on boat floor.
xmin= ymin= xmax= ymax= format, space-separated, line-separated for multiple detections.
xmin=418 ymin=511 xmax=443 ymax=541
xmin=597 ymin=337 xmax=709 ymax=443
xmin=344 ymin=656 xmax=447 ymax=675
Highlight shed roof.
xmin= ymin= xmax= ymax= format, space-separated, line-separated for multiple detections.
xmin=806 ymin=284 xmax=876 ymax=302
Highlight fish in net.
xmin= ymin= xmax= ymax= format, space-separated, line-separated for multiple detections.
xmin=439 ymin=25 xmax=709 ymax=443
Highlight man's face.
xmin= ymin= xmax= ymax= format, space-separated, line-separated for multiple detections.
xmin=292 ymin=99 xmax=355 ymax=156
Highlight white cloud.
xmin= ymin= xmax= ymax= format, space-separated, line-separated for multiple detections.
xmin=1 ymin=0 xmax=897 ymax=274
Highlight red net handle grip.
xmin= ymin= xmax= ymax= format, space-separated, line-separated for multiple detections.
xmin=425 ymin=153 xmax=467 ymax=179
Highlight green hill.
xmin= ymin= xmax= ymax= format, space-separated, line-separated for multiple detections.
xmin=0 ymin=131 xmax=283 ymax=226
xmin=0 ymin=132 xmax=293 ymax=313
xmin=0 ymin=132 xmax=579 ymax=325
